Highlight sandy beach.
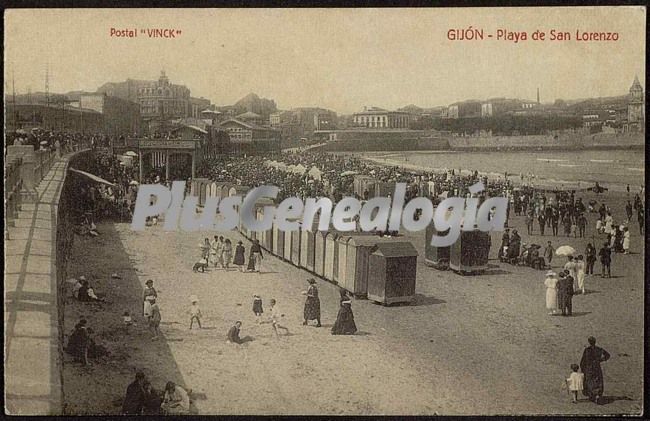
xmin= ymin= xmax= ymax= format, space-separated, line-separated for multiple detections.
xmin=61 ymin=187 xmax=643 ymax=415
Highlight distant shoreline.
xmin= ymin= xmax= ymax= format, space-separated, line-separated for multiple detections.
xmin=332 ymin=144 xmax=645 ymax=154
xmin=356 ymin=154 xmax=640 ymax=194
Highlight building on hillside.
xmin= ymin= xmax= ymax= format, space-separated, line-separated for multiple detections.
xmin=200 ymin=109 xmax=223 ymax=127
xmin=171 ymin=124 xmax=208 ymax=139
xmin=5 ymin=103 xmax=103 ymax=133
xmin=218 ymin=118 xmax=281 ymax=154
xmin=97 ymin=70 xmax=192 ymax=131
xmin=481 ymin=98 xmax=529 ymax=117
xmin=190 ymin=97 xmax=211 ymax=119
xmin=270 ymin=108 xmax=337 ymax=141
xmin=79 ymin=93 xmax=142 ymax=135
xmin=313 ymin=111 xmax=337 ymax=131
xmin=270 ymin=111 xmax=292 ymax=127
xmin=235 ymin=111 xmax=264 ymax=126
xmin=352 ymin=107 xmax=410 ymax=128
xmin=446 ymin=101 xmax=482 ymax=119
xmin=626 ymin=75 xmax=645 ymax=132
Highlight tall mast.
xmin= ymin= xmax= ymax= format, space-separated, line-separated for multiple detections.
xmin=12 ymin=69 xmax=17 ymax=130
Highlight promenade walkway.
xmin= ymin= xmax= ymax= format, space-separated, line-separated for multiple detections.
xmin=4 ymin=155 xmax=71 ymax=415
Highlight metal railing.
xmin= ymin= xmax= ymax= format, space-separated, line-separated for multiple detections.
xmin=4 ymin=156 xmax=23 ymax=225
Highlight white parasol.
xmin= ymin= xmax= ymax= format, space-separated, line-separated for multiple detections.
xmin=555 ymin=245 xmax=576 ymax=256
xmin=125 ymin=151 xmax=137 ymax=157
xmin=129 ymin=180 xmax=139 ymax=186
xmin=340 ymin=170 xmax=358 ymax=176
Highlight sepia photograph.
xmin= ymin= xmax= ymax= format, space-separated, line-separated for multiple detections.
xmin=3 ymin=6 xmax=646 ymax=416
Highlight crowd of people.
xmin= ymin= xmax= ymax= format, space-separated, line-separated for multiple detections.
xmin=8 ymin=128 xmax=108 ymax=153
xmin=197 ymin=151 xmax=513 ymax=204
xmin=122 ymin=371 xmax=191 ymax=415
xmin=56 ymin=140 xmax=642 ymax=413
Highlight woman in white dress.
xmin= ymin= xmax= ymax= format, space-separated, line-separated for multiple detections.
xmin=544 ymin=271 xmax=559 ymax=315
xmin=623 ymin=227 xmax=631 ymax=254
xmin=575 ymin=255 xmax=586 ymax=294
xmin=604 ymin=212 xmax=613 ymax=235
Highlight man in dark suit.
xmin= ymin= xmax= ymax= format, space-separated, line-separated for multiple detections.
xmin=558 ymin=270 xmax=574 ymax=316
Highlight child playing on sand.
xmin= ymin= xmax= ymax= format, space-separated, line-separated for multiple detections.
xmin=562 ymin=364 xmax=584 ymax=403
xmin=268 ymin=299 xmax=289 ymax=338
xmin=252 ymin=295 xmax=263 ymax=323
xmin=189 ymin=296 xmax=202 ymax=329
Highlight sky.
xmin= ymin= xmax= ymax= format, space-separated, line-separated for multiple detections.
xmin=4 ymin=7 xmax=646 ymax=114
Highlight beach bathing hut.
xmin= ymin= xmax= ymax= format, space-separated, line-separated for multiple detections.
xmin=229 ymin=185 xmax=250 ymax=198
xmin=353 ymin=175 xmax=377 ymax=199
xmin=283 ymin=228 xmax=292 ymax=262
xmin=375 ymin=181 xmax=396 ymax=199
xmin=191 ymin=178 xmax=210 ymax=206
xmin=448 ymin=229 xmax=491 ymax=275
xmin=291 ymin=229 xmax=301 ymax=266
xmin=300 ymin=229 xmax=316 ymax=272
xmin=336 ymin=235 xmax=353 ymax=284
xmin=424 ymin=223 xmax=450 ymax=268
xmin=314 ymin=231 xmax=327 ymax=277
xmin=367 ymin=242 xmax=418 ymax=305
xmin=324 ymin=232 xmax=339 ymax=282
xmin=216 ymin=183 xmax=233 ymax=200
xmin=252 ymin=198 xmax=275 ymax=248
xmin=272 ymin=223 xmax=285 ymax=259
xmin=208 ymin=182 xmax=218 ymax=199
xmin=343 ymin=235 xmax=386 ymax=297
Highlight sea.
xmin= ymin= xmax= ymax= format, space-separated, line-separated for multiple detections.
xmin=356 ymin=150 xmax=645 ymax=192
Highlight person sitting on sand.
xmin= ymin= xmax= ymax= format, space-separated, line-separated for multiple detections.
xmin=161 ymin=381 xmax=190 ymax=415
xmin=142 ymin=381 xmax=163 ymax=415
xmin=227 ymin=321 xmax=244 ymax=344
xmin=77 ymin=279 xmax=105 ymax=302
xmin=65 ymin=320 xmax=108 ymax=365
xmin=122 ymin=371 xmax=146 ymax=415
xmin=72 ymin=275 xmax=86 ymax=299
xmin=65 ymin=319 xmax=90 ymax=365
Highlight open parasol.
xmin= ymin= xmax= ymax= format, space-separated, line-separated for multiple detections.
xmin=340 ymin=170 xmax=358 ymax=177
xmin=555 ymin=245 xmax=576 ymax=256
xmin=125 ymin=151 xmax=137 ymax=157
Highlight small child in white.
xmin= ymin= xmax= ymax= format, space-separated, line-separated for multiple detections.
xmin=189 ymin=296 xmax=202 ymax=329
xmin=252 ymin=295 xmax=263 ymax=323
xmin=563 ymin=364 xmax=584 ymax=403
xmin=268 ymin=299 xmax=289 ymax=339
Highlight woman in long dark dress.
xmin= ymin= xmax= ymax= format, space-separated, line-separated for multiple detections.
xmin=302 ymin=279 xmax=321 ymax=327
xmin=580 ymin=336 xmax=611 ymax=404
xmin=331 ymin=289 xmax=357 ymax=335
xmin=65 ymin=319 xmax=90 ymax=364
xmin=233 ymin=241 xmax=246 ymax=272
xmin=246 ymin=248 xmax=256 ymax=272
